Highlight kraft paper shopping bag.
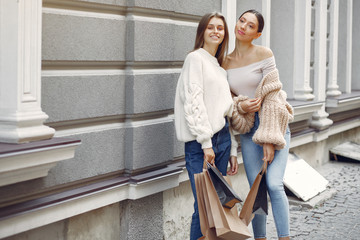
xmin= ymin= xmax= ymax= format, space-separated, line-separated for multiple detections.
xmin=195 ymin=171 xmax=217 ymax=240
xmin=239 ymin=161 xmax=268 ymax=226
xmin=204 ymin=170 xmax=252 ymax=239
xmin=206 ymin=162 xmax=242 ymax=209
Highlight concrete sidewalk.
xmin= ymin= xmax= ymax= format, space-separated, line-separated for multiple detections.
xmin=259 ymin=160 xmax=360 ymax=240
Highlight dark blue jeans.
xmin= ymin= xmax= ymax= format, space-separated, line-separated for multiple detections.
xmin=185 ymin=119 xmax=231 ymax=240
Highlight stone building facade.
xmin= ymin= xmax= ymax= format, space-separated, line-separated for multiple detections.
xmin=0 ymin=0 xmax=359 ymax=239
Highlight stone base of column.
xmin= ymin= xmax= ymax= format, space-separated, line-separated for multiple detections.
xmin=310 ymin=110 xmax=333 ymax=130
xmin=294 ymin=90 xmax=315 ymax=101
xmin=0 ymin=111 xmax=55 ymax=144
xmin=326 ymin=89 xmax=342 ymax=97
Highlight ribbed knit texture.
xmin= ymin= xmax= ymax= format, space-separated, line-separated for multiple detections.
xmin=230 ymin=95 xmax=255 ymax=134
xmin=231 ymin=69 xmax=294 ymax=150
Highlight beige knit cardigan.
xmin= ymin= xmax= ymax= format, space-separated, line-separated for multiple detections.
xmin=231 ymin=69 xmax=294 ymax=150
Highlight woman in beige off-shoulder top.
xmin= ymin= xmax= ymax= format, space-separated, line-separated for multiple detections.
xmin=222 ymin=9 xmax=293 ymax=240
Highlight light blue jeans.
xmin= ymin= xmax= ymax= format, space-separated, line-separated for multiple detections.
xmin=240 ymin=113 xmax=290 ymax=239
xmin=185 ymin=119 xmax=231 ymax=240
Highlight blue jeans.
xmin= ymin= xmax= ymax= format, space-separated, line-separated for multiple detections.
xmin=240 ymin=113 xmax=290 ymax=239
xmin=185 ymin=119 xmax=231 ymax=240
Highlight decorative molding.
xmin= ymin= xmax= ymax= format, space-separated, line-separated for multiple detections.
xmin=42 ymin=6 xmax=125 ymax=20
xmin=0 ymin=138 xmax=81 ymax=187
xmin=0 ymin=161 xmax=181 ymax=239
xmin=43 ymin=0 xmax=127 ymax=16
xmin=329 ymin=118 xmax=360 ymax=136
xmin=41 ymin=60 xmax=184 ymax=71
xmin=326 ymin=92 xmax=360 ymax=111
xmin=290 ymin=130 xmax=316 ymax=148
xmin=43 ymin=0 xmax=201 ymax=23
xmin=290 ymin=101 xmax=323 ymax=122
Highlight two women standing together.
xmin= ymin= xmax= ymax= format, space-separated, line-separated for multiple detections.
xmin=174 ymin=10 xmax=293 ymax=240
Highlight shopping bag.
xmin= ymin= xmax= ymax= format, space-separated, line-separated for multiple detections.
xmin=206 ymin=162 xmax=242 ymax=208
xmin=252 ymin=170 xmax=268 ymax=215
xmin=204 ymin=170 xmax=252 ymax=239
xmin=195 ymin=171 xmax=217 ymax=240
xmin=239 ymin=161 xmax=268 ymax=226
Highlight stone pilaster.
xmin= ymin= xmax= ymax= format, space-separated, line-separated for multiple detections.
xmin=326 ymin=0 xmax=341 ymax=97
xmin=293 ymin=0 xmax=315 ymax=101
xmin=310 ymin=0 xmax=333 ymax=130
xmin=0 ymin=0 xmax=54 ymax=143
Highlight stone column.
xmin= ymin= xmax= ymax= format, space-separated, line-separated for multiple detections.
xmin=326 ymin=0 xmax=341 ymax=97
xmin=260 ymin=0 xmax=271 ymax=48
xmin=310 ymin=0 xmax=333 ymax=130
xmin=222 ymin=0 xmax=237 ymax=53
xmin=270 ymin=0 xmax=313 ymax=99
xmin=352 ymin=0 xmax=360 ymax=90
xmin=337 ymin=0 xmax=353 ymax=93
xmin=0 ymin=0 xmax=54 ymax=143
xmin=293 ymin=0 xmax=315 ymax=101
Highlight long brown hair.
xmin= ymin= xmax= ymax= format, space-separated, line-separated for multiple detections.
xmin=193 ymin=12 xmax=229 ymax=66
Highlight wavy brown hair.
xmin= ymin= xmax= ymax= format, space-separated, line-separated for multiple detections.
xmin=193 ymin=12 xmax=229 ymax=66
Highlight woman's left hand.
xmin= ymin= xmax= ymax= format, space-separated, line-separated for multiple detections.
xmin=227 ymin=156 xmax=238 ymax=175
xmin=263 ymin=143 xmax=275 ymax=164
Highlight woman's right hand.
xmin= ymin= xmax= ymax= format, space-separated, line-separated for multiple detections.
xmin=240 ymin=98 xmax=262 ymax=113
xmin=203 ymin=147 xmax=215 ymax=165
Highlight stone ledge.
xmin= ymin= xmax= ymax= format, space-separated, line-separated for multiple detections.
xmin=0 ymin=160 xmax=183 ymax=238
xmin=288 ymin=100 xmax=323 ymax=122
xmin=326 ymin=91 xmax=360 ymax=113
xmin=0 ymin=138 xmax=81 ymax=187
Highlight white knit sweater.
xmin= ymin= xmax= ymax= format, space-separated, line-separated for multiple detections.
xmin=174 ymin=48 xmax=238 ymax=156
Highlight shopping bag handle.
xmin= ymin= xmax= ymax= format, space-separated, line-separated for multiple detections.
xmin=203 ymin=160 xmax=215 ymax=170
xmin=260 ymin=161 xmax=268 ymax=175
xmin=203 ymin=160 xmax=207 ymax=170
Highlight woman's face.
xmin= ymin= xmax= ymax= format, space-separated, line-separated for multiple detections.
xmin=203 ymin=17 xmax=225 ymax=47
xmin=235 ymin=12 xmax=261 ymax=41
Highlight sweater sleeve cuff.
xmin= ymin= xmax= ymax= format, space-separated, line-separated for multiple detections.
xmin=230 ymin=145 xmax=238 ymax=157
xmin=229 ymin=122 xmax=239 ymax=157
xmin=201 ymin=139 xmax=212 ymax=149
xmin=237 ymin=101 xmax=247 ymax=114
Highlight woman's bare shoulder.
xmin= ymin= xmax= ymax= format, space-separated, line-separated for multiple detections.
xmin=255 ymin=45 xmax=274 ymax=60
xmin=222 ymin=53 xmax=235 ymax=69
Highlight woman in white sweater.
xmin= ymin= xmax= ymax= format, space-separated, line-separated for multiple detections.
xmin=174 ymin=12 xmax=238 ymax=240
xmin=223 ymin=10 xmax=293 ymax=240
